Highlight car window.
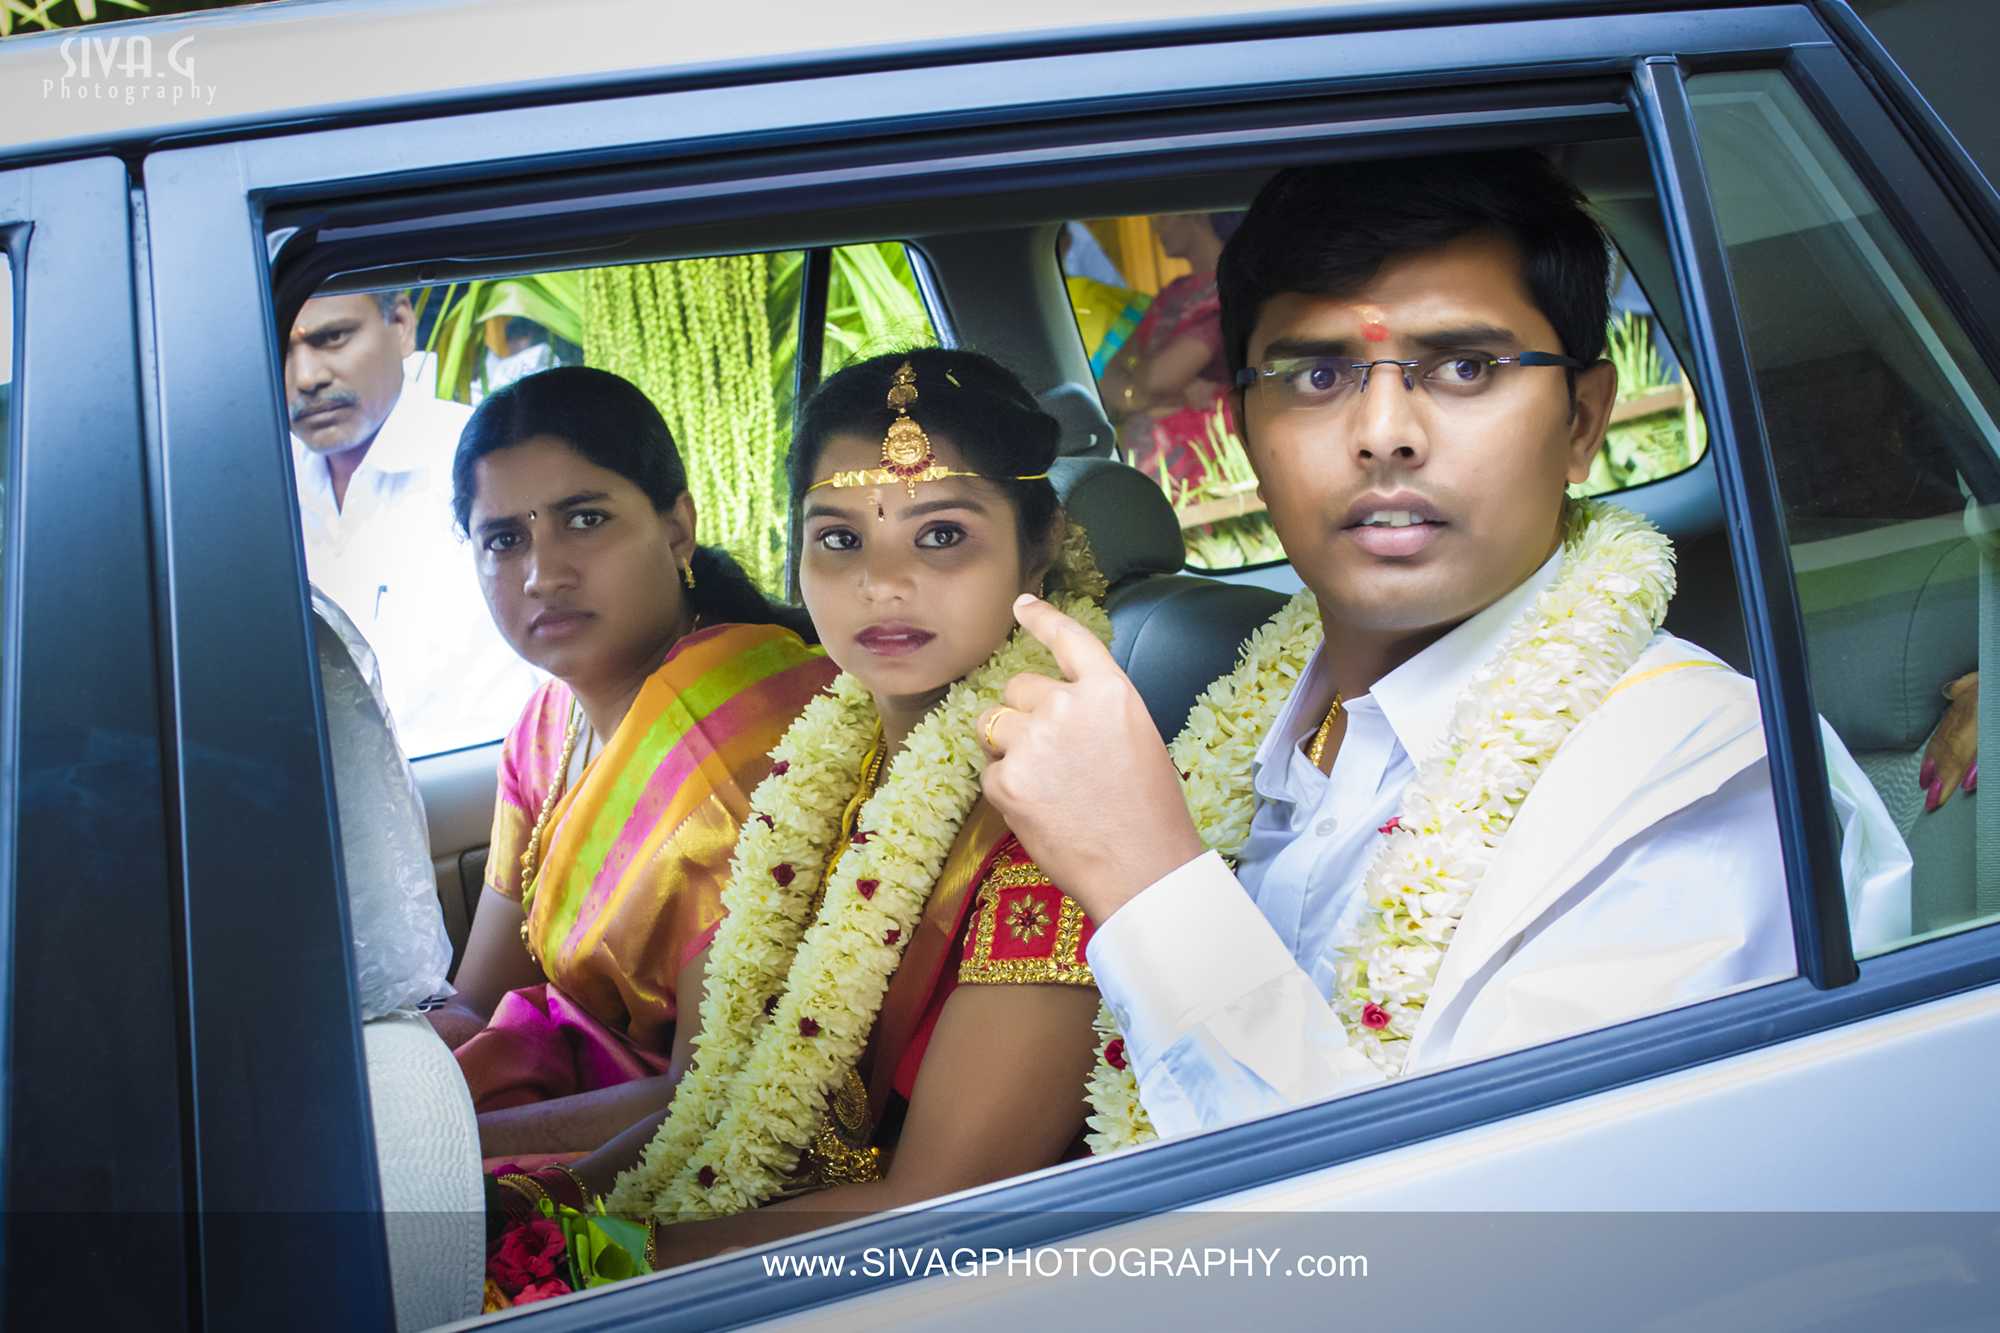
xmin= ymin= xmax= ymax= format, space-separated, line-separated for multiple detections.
xmin=270 ymin=118 xmax=1932 ymax=1327
xmin=1569 ymin=254 xmax=1711 ymax=500
xmin=286 ymin=244 xmax=934 ymax=759
xmin=1063 ymin=214 xmax=1710 ymax=570
xmin=1689 ymin=70 xmax=1998 ymax=949
xmin=1058 ymin=210 xmax=1283 ymax=571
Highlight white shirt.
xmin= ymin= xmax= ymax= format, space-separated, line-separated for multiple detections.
xmin=294 ymin=380 xmax=541 ymax=758
xmin=1085 ymin=551 xmax=1913 ymax=1138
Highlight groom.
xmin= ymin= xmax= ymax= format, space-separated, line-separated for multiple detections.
xmin=980 ymin=152 xmax=1910 ymax=1136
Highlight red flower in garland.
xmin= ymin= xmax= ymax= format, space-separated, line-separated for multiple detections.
xmin=770 ymin=760 xmax=790 ymax=776
xmin=514 ymin=1279 xmax=573 ymax=1306
xmin=763 ymin=995 xmax=779 ymax=1017
xmin=856 ymin=878 xmax=878 ymax=899
xmin=1378 ymin=816 xmax=1402 ymax=835
xmin=756 ymin=813 xmax=775 ymax=829
xmin=851 ymin=830 xmax=873 ymax=846
xmin=488 ymin=1217 xmax=565 ymax=1290
xmin=798 ymin=1016 xmax=820 ymax=1037
xmin=697 ymin=1165 xmax=716 ymax=1189
xmin=772 ymin=863 xmax=795 ymax=886
xmin=1103 ymin=1038 xmax=1128 ymax=1071
xmin=883 ymin=928 xmax=900 ymax=946
xmin=1361 ymin=1003 xmax=1391 ymax=1030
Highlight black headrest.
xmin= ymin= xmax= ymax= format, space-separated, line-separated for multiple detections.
xmin=1051 ymin=455 xmax=1186 ymax=585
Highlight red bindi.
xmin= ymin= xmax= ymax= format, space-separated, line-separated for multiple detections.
xmin=1360 ymin=320 xmax=1390 ymax=343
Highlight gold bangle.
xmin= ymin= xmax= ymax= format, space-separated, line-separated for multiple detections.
xmin=551 ymin=1164 xmax=596 ymax=1210
xmin=497 ymin=1172 xmax=550 ymax=1214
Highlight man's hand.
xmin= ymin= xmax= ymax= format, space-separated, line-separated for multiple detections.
xmin=979 ymin=594 xmax=1207 ymax=923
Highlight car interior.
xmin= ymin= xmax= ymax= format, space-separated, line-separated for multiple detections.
xmin=279 ymin=107 xmax=1986 ymax=1322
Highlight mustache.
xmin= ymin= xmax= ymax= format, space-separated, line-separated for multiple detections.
xmin=289 ymin=389 xmax=358 ymax=423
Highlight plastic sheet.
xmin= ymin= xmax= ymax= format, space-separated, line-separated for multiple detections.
xmin=312 ymin=587 xmax=454 ymax=1020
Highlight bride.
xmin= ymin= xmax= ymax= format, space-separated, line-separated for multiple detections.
xmin=488 ymin=349 xmax=1110 ymax=1290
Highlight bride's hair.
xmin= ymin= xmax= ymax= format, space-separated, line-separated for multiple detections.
xmin=787 ymin=348 xmax=1064 ymax=575
xmin=453 ymin=365 xmax=814 ymax=639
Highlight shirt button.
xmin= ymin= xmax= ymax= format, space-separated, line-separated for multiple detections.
xmin=1316 ymin=818 xmax=1338 ymax=838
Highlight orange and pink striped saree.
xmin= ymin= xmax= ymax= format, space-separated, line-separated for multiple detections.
xmin=456 ymin=622 xmax=836 ymax=1112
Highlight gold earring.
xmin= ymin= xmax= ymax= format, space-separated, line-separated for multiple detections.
xmin=681 ymin=558 xmax=697 ymax=590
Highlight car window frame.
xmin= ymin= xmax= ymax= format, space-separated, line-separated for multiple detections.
xmin=0 ymin=159 xmax=196 ymax=1327
xmin=129 ymin=5 xmax=2000 ymax=1326
xmin=1634 ymin=55 xmax=1859 ymax=987
xmin=142 ymin=145 xmax=398 ymax=1333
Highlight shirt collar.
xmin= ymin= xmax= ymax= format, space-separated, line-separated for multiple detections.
xmin=1251 ymin=544 xmax=1566 ymax=790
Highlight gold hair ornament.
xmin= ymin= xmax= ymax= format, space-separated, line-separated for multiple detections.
xmin=805 ymin=361 xmax=1047 ymax=518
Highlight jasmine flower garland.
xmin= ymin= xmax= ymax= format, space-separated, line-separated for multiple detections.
xmin=1085 ymin=500 xmax=1675 ymax=1153
xmin=607 ymin=529 xmax=1111 ymax=1223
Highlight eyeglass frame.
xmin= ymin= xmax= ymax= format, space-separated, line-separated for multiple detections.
xmin=1232 ymin=349 xmax=1587 ymax=399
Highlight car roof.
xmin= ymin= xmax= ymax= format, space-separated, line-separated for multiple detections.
xmin=0 ymin=0 xmax=1690 ymax=166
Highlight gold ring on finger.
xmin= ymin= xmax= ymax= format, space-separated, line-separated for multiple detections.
xmin=982 ymin=706 xmax=1015 ymax=753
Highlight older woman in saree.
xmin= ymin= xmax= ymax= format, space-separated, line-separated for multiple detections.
xmin=431 ymin=366 xmax=836 ymax=1160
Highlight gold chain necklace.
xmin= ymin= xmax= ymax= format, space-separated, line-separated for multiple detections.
xmin=1306 ymin=692 xmax=1345 ymax=769
xmin=518 ymin=705 xmax=587 ymax=954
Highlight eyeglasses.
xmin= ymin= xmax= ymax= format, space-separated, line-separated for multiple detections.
xmin=1233 ymin=350 xmax=1585 ymax=412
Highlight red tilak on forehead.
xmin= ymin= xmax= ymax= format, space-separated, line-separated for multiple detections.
xmin=1360 ymin=320 xmax=1390 ymax=343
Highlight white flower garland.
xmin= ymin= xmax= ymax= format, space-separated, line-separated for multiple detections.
xmin=607 ymin=532 xmax=1111 ymax=1222
xmin=1084 ymin=500 xmax=1674 ymax=1153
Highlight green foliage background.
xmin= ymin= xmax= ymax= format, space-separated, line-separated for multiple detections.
xmin=422 ymin=246 xmax=933 ymax=593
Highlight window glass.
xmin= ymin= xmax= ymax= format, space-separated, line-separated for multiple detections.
xmin=1569 ymin=255 xmax=1711 ymax=499
xmin=813 ymin=242 xmax=939 ymax=377
xmin=1062 ymin=215 xmax=1709 ymax=569
xmin=286 ymin=245 xmax=934 ymax=760
xmin=1059 ymin=211 xmax=1283 ymax=571
xmin=1689 ymin=70 xmax=1998 ymax=947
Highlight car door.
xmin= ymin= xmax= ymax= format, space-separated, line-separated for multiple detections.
xmin=0 ymin=158 xmax=194 ymax=1330
xmin=141 ymin=142 xmax=396 ymax=1329
xmin=124 ymin=3 xmax=2000 ymax=1329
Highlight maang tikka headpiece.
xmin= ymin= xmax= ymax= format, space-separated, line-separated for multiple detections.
xmin=805 ymin=360 xmax=1049 ymax=519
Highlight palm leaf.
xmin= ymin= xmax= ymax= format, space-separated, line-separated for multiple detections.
xmin=423 ymin=272 xmax=588 ymax=402
xmin=1 ymin=0 xmax=148 ymax=36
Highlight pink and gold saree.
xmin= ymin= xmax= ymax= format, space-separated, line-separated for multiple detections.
xmin=455 ymin=622 xmax=836 ymax=1113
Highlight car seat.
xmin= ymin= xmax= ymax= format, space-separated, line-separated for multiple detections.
xmin=1790 ymin=528 xmax=1978 ymax=935
xmin=1051 ymin=455 xmax=1286 ymax=740
xmin=312 ymin=595 xmax=485 ymax=1329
